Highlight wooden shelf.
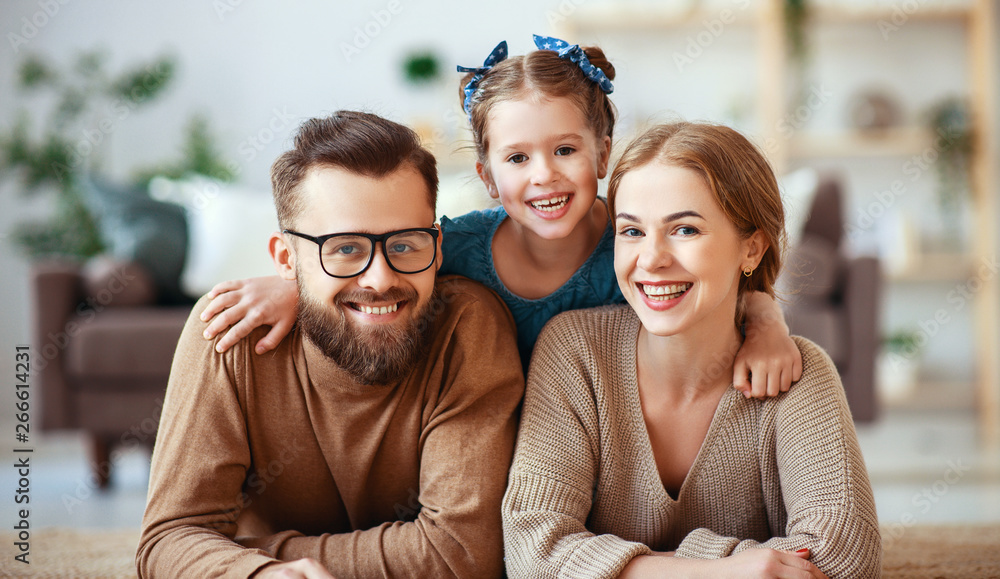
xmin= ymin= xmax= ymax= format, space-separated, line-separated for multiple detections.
xmin=885 ymin=251 xmax=975 ymax=282
xmin=790 ymin=127 xmax=934 ymax=159
xmin=806 ymin=3 xmax=973 ymax=23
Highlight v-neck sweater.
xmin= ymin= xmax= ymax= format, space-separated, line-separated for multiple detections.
xmin=502 ymin=304 xmax=881 ymax=578
xmin=138 ymin=276 xmax=524 ymax=579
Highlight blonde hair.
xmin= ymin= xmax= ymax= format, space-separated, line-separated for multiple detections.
xmin=459 ymin=46 xmax=617 ymax=176
xmin=608 ymin=122 xmax=786 ymax=326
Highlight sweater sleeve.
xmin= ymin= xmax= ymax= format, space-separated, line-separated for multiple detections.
xmin=502 ymin=315 xmax=653 ymax=579
xmin=261 ymin=281 xmax=525 ymax=578
xmin=675 ymin=338 xmax=882 ymax=579
xmin=137 ymin=297 xmax=277 ymax=579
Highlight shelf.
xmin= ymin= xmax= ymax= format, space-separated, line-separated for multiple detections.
xmin=790 ymin=127 xmax=934 ymax=159
xmin=806 ymin=2 xmax=974 ymax=24
xmin=559 ymin=3 xmax=758 ymax=32
xmin=885 ymin=251 xmax=975 ymax=282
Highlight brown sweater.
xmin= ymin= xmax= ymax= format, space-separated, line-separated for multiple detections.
xmin=137 ymin=276 xmax=524 ymax=579
xmin=502 ymin=305 xmax=881 ymax=578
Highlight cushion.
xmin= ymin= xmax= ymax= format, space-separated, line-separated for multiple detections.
xmin=77 ymin=174 xmax=189 ymax=304
xmin=149 ymin=176 xmax=278 ymax=297
xmin=81 ymin=256 xmax=158 ymax=308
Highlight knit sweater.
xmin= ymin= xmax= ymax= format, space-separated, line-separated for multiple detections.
xmin=502 ymin=305 xmax=881 ymax=578
xmin=138 ymin=276 xmax=525 ymax=579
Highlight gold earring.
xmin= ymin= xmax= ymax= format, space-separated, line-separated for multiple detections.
xmin=743 ymin=266 xmax=753 ymax=277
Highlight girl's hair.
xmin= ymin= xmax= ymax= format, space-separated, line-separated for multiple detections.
xmin=607 ymin=122 xmax=786 ymax=327
xmin=459 ymin=46 xmax=617 ymax=175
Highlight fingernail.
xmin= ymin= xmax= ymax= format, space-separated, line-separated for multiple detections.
xmin=203 ymin=330 xmax=210 ymax=338
xmin=796 ymin=548 xmax=809 ymax=555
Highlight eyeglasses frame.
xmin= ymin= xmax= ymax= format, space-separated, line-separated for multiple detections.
xmin=283 ymin=226 xmax=440 ymax=279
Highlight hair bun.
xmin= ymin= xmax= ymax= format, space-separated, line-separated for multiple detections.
xmin=583 ymin=46 xmax=615 ymax=82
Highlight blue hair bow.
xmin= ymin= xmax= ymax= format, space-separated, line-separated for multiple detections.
xmin=456 ymin=40 xmax=508 ymax=117
xmin=533 ymin=34 xmax=614 ymax=94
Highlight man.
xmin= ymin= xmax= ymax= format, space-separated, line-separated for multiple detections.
xmin=137 ymin=111 xmax=524 ymax=578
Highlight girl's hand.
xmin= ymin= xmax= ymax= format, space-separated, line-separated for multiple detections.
xmin=200 ymin=275 xmax=298 ymax=354
xmin=734 ymin=292 xmax=803 ymax=398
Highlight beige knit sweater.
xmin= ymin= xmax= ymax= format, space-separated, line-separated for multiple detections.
xmin=502 ymin=305 xmax=881 ymax=578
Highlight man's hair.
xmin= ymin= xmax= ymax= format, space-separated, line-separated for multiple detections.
xmin=271 ymin=110 xmax=439 ymax=229
xmin=607 ymin=121 xmax=786 ymax=328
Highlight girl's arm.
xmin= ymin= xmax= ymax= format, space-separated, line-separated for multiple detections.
xmin=734 ymin=291 xmax=803 ymax=398
xmin=200 ymin=275 xmax=298 ymax=354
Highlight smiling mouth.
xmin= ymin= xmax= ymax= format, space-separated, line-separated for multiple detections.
xmin=640 ymin=283 xmax=692 ymax=301
xmin=529 ymin=194 xmax=570 ymax=212
xmin=348 ymin=302 xmax=402 ymax=315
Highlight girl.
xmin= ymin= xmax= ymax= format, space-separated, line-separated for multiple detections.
xmin=501 ymin=122 xmax=880 ymax=578
xmin=200 ymin=35 xmax=800 ymax=395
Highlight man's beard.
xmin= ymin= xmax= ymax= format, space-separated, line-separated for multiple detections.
xmin=296 ymin=282 xmax=439 ymax=385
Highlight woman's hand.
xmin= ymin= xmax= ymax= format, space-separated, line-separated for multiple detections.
xmin=200 ymin=275 xmax=298 ymax=354
xmin=734 ymin=292 xmax=803 ymax=398
xmin=622 ymin=548 xmax=828 ymax=578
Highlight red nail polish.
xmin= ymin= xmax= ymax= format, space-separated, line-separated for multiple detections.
xmin=796 ymin=548 xmax=809 ymax=555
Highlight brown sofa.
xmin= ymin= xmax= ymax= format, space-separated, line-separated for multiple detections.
xmin=32 ymin=259 xmax=191 ymax=487
xmin=778 ymin=173 xmax=882 ymax=423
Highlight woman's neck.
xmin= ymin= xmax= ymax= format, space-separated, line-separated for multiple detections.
xmin=636 ymin=314 xmax=744 ymax=404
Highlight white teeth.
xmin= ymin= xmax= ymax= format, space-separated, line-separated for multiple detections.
xmin=359 ymin=303 xmax=399 ymax=315
xmin=641 ymin=283 xmax=691 ymax=300
xmin=530 ymin=195 xmax=570 ymax=212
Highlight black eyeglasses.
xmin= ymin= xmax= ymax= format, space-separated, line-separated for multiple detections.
xmin=283 ymin=227 xmax=439 ymax=278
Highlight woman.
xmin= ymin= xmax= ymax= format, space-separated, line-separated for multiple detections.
xmin=501 ymin=122 xmax=881 ymax=578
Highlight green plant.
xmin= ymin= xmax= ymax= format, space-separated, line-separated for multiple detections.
xmin=401 ymin=50 xmax=441 ymax=86
xmin=882 ymin=330 xmax=922 ymax=356
xmin=783 ymin=0 xmax=810 ymax=107
xmin=0 ymin=49 xmax=178 ymax=259
xmin=926 ymin=97 xmax=972 ymax=215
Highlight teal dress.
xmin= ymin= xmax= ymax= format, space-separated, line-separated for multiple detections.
xmin=439 ymin=204 xmax=624 ymax=371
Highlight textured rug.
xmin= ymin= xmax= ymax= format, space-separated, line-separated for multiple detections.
xmin=0 ymin=524 xmax=997 ymax=577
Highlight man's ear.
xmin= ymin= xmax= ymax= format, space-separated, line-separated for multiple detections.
xmin=269 ymin=231 xmax=297 ymax=281
xmin=476 ymin=161 xmax=498 ymax=199
xmin=743 ymin=230 xmax=769 ymax=271
xmin=597 ymin=135 xmax=612 ymax=179
xmin=434 ymin=223 xmax=444 ymax=272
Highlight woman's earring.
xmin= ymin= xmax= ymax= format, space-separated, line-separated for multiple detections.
xmin=743 ymin=266 xmax=754 ymax=277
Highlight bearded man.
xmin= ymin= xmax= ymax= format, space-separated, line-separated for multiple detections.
xmin=137 ymin=111 xmax=523 ymax=579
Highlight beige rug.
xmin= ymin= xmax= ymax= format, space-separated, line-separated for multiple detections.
xmin=0 ymin=525 xmax=997 ymax=577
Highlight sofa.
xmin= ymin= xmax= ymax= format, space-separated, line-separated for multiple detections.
xmin=32 ymin=258 xmax=192 ymax=488
xmin=777 ymin=172 xmax=882 ymax=423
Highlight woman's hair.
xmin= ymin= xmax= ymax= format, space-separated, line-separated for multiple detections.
xmin=459 ymin=46 xmax=617 ymax=176
xmin=271 ymin=110 xmax=438 ymax=229
xmin=607 ymin=122 xmax=786 ymax=327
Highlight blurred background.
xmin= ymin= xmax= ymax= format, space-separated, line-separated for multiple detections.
xmin=0 ymin=0 xmax=998 ymax=534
